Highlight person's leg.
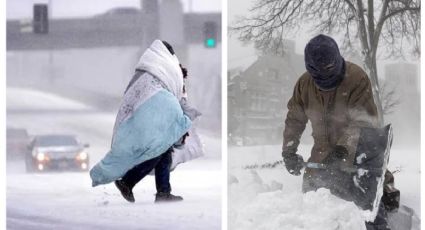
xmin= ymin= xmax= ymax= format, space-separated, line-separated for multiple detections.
xmin=382 ymin=170 xmax=400 ymax=211
xmin=115 ymin=154 xmax=163 ymax=202
xmin=121 ymin=155 xmax=163 ymax=189
xmin=154 ymin=148 xmax=173 ymax=193
xmin=154 ymin=148 xmax=183 ymax=202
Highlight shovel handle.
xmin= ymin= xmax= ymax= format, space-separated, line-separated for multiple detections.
xmin=303 ymin=162 xmax=382 ymax=174
xmin=304 ymin=162 xmax=358 ymax=173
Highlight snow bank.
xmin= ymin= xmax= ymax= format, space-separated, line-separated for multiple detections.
xmin=229 ymin=170 xmax=366 ymax=230
xmin=228 ymin=144 xmax=421 ymax=230
xmin=7 ymin=87 xmax=93 ymax=111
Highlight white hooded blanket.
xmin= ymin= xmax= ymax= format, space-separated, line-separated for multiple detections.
xmin=90 ymin=40 xmax=202 ymax=187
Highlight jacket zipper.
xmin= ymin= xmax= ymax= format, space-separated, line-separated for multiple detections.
xmin=323 ymin=95 xmax=329 ymax=143
xmin=323 ymin=92 xmax=334 ymax=144
xmin=324 ymin=92 xmax=336 ymax=144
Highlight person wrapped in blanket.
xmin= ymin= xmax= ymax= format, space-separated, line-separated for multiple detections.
xmin=90 ymin=40 xmax=202 ymax=203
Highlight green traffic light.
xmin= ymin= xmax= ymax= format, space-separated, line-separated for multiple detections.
xmin=206 ymin=38 xmax=216 ymax=48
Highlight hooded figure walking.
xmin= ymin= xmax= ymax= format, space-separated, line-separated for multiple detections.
xmin=281 ymin=34 xmax=397 ymax=230
xmin=90 ymin=40 xmax=201 ymax=203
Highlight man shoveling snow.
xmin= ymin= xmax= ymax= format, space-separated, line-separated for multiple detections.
xmin=281 ymin=34 xmax=399 ymax=230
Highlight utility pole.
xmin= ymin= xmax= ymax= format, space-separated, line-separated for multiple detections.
xmin=46 ymin=1 xmax=54 ymax=84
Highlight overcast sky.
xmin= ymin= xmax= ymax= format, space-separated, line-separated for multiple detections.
xmin=7 ymin=0 xmax=221 ymax=19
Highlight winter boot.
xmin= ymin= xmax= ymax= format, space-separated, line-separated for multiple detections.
xmin=382 ymin=171 xmax=400 ymax=212
xmin=155 ymin=192 xmax=183 ymax=203
xmin=115 ymin=180 xmax=135 ymax=203
xmin=365 ymin=202 xmax=390 ymax=230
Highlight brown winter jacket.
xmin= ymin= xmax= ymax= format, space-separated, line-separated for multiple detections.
xmin=282 ymin=61 xmax=379 ymax=167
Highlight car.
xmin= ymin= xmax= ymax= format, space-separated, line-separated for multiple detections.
xmin=25 ymin=135 xmax=90 ymax=172
xmin=7 ymin=128 xmax=30 ymax=161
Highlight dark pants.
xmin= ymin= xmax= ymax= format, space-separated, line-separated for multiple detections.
xmin=121 ymin=148 xmax=173 ymax=193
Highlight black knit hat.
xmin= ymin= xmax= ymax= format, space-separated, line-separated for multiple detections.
xmin=304 ymin=34 xmax=345 ymax=90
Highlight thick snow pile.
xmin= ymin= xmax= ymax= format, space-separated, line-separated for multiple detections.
xmin=229 ymin=170 xmax=366 ymax=230
xmin=228 ymin=144 xmax=420 ymax=230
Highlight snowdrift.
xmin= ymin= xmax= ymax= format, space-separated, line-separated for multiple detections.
xmin=229 ymin=170 xmax=366 ymax=230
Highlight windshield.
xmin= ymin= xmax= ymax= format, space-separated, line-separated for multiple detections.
xmin=35 ymin=136 xmax=78 ymax=147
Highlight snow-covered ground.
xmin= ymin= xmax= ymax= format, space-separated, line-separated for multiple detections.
xmin=7 ymin=87 xmax=222 ymax=230
xmin=228 ymin=144 xmax=420 ymax=230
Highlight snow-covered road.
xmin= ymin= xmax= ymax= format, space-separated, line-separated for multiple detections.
xmin=7 ymin=88 xmax=222 ymax=230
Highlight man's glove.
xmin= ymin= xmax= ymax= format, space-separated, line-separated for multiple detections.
xmin=282 ymin=151 xmax=304 ymax=176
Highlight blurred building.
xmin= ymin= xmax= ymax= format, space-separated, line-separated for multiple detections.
xmin=159 ymin=0 xmax=184 ymax=46
xmin=6 ymin=0 xmax=221 ymax=101
xmin=384 ymin=62 xmax=420 ymax=147
xmin=385 ymin=62 xmax=420 ymax=94
xmin=142 ymin=0 xmax=159 ymax=45
xmin=228 ymin=40 xmax=304 ymax=145
xmin=6 ymin=0 xmax=222 ymax=131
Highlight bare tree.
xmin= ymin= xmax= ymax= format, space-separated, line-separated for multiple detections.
xmin=231 ymin=0 xmax=420 ymax=126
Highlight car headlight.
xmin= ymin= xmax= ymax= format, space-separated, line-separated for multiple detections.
xmin=36 ymin=153 xmax=45 ymax=161
xmin=77 ymin=152 xmax=88 ymax=161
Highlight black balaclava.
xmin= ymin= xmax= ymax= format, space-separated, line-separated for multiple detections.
xmin=304 ymin=34 xmax=345 ymax=91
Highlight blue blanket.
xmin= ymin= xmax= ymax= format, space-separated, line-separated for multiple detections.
xmin=90 ymin=89 xmax=191 ymax=187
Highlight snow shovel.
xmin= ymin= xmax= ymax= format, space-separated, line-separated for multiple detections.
xmin=351 ymin=124 xmax=393 ymax=218
xmin=242 ymin=124 xmax=393 ymax=221
xmin=303 ymin=124 xmax=393 ymax=221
